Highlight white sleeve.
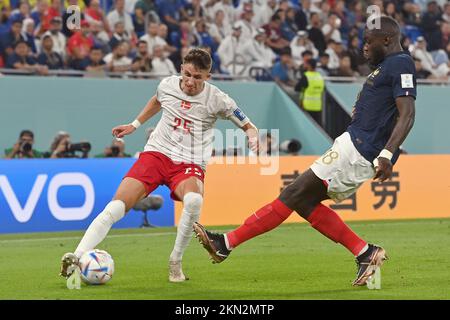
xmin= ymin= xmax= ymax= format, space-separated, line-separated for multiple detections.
xmin=216 ymin=92 xmax=250 ymax=127
xmin=156 ymin=77 xmax=168 ymax=101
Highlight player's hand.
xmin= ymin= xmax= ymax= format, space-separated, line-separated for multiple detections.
xmin=373 ymin=157 xmax=393 ymax=182
xmin=248 ymin=136 xmax=259 ymax=154
xmin=112 ymin=124 xmax=136 ymax=138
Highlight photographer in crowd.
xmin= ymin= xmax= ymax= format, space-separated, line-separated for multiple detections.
xmin=4 ymin=130 xmax=43 ymax=159
xmin=47 ymin=131 xmax=91 ymax=158
xmin=95 ymin=138 xmax=131 ymax=158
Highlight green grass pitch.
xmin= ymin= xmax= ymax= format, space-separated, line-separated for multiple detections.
xmin=1 ymin=218 xmax=449 ymax=300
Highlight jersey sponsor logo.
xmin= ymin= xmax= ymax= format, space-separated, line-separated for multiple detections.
xmin=401 ymin=74 xmax=414 ymax=88
xmin=233 ymin=108 xmax=247 ymax=121
xmin=181 ymin=100 xmax=192 ymax=110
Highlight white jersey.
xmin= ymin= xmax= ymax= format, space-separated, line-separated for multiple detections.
xmin=144 ymin=75 xmax=250 ymax=169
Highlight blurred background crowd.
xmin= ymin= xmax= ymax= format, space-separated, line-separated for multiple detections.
xmin=0 ymin=0 xmax=448 ymax=82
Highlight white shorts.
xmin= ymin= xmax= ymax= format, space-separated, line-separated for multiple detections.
xmin=310 ymin=132 xmax=375 ymax=203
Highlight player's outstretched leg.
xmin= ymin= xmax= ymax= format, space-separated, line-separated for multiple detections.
xmin=169 ymin=192 xmax=203 ymax=282
xmin=353 ymin=244 xmax=388 ymax=286
xmin=59 ymin=200 xmax=126 ymax=279
xmin=193 ymin=198 xmax=293 ymax=263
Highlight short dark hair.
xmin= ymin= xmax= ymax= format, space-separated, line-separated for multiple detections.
xmin=308 ymin=59 xmax=317 ymax=69
xmin=302 ymin=50 xmax=313 ymax=57
xmin=20 ymin=130 xmax=34 ymax=139
xmin=14 ymin=40 xmax=28 ymax=49
xmin=183 ymin=48 xmax=212 ymax=71
xmin=137 ymin=40 xmax=148 ymax=46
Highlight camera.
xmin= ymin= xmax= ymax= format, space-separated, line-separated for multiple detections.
xmin=20 ymin=141 xmax=32 ymax=153
xmin=67 ymin=142 xmax=91 ymax=158
xmin=279 ymin=139 xmax=302 ymax=155
xmin=110 ymin=146 xmax=120 ymax=157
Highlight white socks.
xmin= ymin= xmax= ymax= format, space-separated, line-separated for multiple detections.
xmin=74 ymin=200 xmax=126 ymax=259
xmin=169 ymin=192 xmax=203 ymax=262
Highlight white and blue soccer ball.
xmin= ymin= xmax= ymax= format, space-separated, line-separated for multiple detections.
xmin=79 ymin=249 xmax=115 ymax=285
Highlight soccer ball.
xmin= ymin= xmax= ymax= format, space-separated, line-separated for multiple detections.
xmin=79 ymin=249 xmax=115 ymax=285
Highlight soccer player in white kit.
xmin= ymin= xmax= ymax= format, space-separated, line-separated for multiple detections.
xmin=60 ymin=48 xmax=259 ymax=283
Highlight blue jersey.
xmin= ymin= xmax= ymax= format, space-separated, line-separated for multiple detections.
xmin=347 ymin=51 xmax=417 ymax=164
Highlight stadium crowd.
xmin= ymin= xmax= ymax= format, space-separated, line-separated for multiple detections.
xmin=0 ymin=0 xmax=449 ymax=82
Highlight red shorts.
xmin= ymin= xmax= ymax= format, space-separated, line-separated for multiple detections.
xmin=124 ymin=151 xmax=205 ymax=201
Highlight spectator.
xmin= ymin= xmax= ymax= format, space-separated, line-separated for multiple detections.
xmin=234 ymin=2 xmax=256 ymax=41
xmin=48 ymin=131 xmax=91 ymax=159
xmin=183 ymin=0 xmax=204 ymax=23
xmin=104 ymin=40 xmax=132 ymax=72
xmin=85 ymin=0 xmax=112 ymax=35
xmin=253 ymin=0 xmax=277 ymax=28
xmin=6 ymin=40 xmax=48 ymax=74
xmin=30 ymin=0 xmax=49 ymax=36
xmin=242 ymin=27 xmax=276 ymax=71
xmin=413 ymin=36 xmax=449 ymax=78
xmin=318 ymin=0 xmax=331 ymax=26
xmin=43 ymin=16 xmax=66 ymax=59
xmin=263 ymin=14 xmax=290 ymax=55
xmin=0 ymin=18 xmax=24 ymax=59
xmin=317 ymin=52 xmax=330 ymax=76
xmin=131 ymin=39 xmax=152 ymax=72
xmin=37 ymin=34 xmax=63 ymax=69
xmin=158 ymin=0 xmax=185 ymax=32
xmin=4 ymin=130 xmax=43 ymax=159
xmin=308 ymin=12 xmax=326 ymax=54
xmin=271 ymin=47 xmax=297 ymax=91
xmin=421 ymin=0 xmax=444 ymax=52
xmin=21 ymin=17 xmax=37 ymax=54
xmin=444 ymin=2 xmax=450 ymax=23
xmin=211 ymin=0 xmax=235 ymax=27
xmin=322 ymin=13 xmax=342 ymax=44
xmin=45 ymin=0 xmax=62 ymax=35
xmin=347 ymin=34 xmax=365 ymax=74
xmin=109 ymin=20 xmax=132 ymax=50
xmin=124 ymin=0 xmax=138 ymax=15
xmin=140 ymin=22 xmax=167 ymax=56
xmin=336 ymin=54 xmax=359 ymax=77
xmin=132 ymin=6 xmax=145 ymax=38
xmin=107 ymin=0 xmax=135 ymax=40
xmin=217 ymin=23 xmax=246 ymax=75
xmin=10 ymin=1 xmax=31 ymax=23
xmin=333 ymin=0 xmax=350 ymax=43
xmin=67 ymin=20 xmax=94 ymax=64
xmin=192 ymin=18 xmax=216 ymax=52
xmin=282 ymin=7 xmax=300 ymax=41
xmin=134 ymin=0 xmax=157 ymax=16
xmin=86 ymin=46 xmax=106 ymax=72
xmin=325 ymin=39 xmax=341 ymax=72
xmin=294 ymin=0 xmax=310 ymax=31
xmin=169 ymin=18 xmax=195 ymax=50
xmin=209 ymin=9 xmax=232 ymax=45
xmin=290 ymin=30 xmax=318 ymax=66
xmin=295 ymin=58 xmax=325 ymax=126
xmin=90 ymin=20 xmax=111 ymax=54
xmin=150 ymin=44 xmax=176 ymax=75
xmin=95 ymin=139 xmax=131 ymax=158
xmin=414 ymin=57 xmax=433 ymax=79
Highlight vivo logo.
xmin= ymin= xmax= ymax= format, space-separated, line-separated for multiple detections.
xmin=0 ymin=173 xmax=95 ymax=222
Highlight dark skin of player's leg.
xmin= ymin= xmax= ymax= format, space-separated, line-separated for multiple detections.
xmin=278 ymin=169 xmax=330 ymax=220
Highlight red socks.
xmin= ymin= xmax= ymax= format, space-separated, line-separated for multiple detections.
xmin=226 ymin=200 xmax=366 ymax=256
xmin=306 ymin=204 xmax=367 ymax=256
xmin=227 ymin=199 xmax=292 ymax=248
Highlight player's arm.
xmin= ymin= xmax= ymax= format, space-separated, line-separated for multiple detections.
xmin=374 ymin=96 xmax=415 ymax=182
xmin=241 ymin=121 xmax=259 ymax=154
xmin=112 ymin=95 xmax=161 ymax=138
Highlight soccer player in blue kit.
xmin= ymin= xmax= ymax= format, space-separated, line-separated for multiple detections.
xmin=193 ymin=16 xmax=416 ymax=286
